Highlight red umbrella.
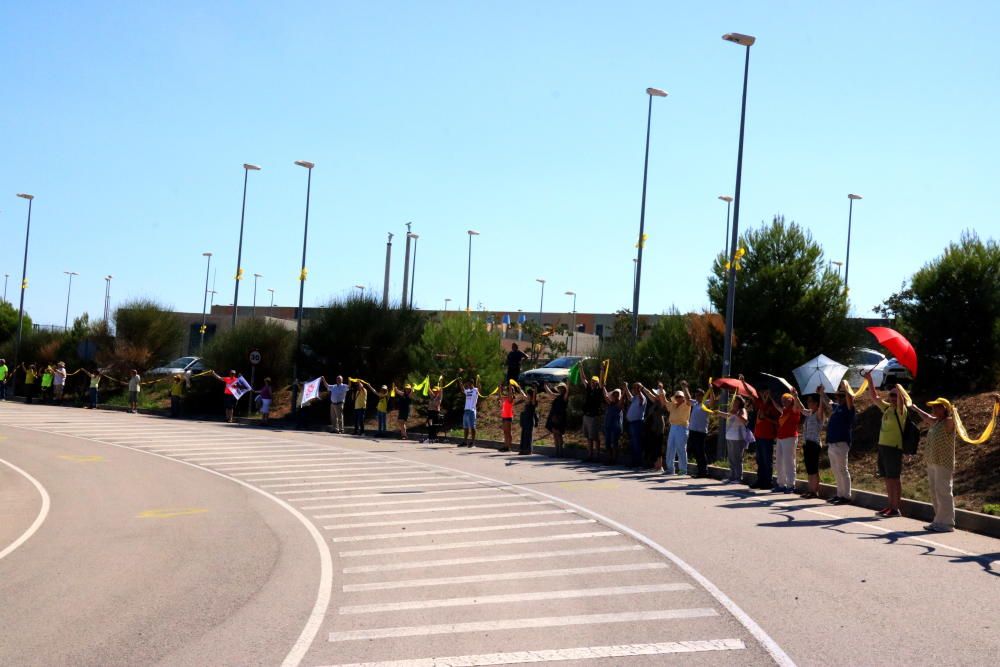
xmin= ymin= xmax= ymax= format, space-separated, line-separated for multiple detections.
xmin=866 ymin=326 xmax=918 ymax=377
xmin=712 ymin=377 xmax=759 ymax=399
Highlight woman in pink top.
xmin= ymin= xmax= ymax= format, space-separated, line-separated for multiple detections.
xmin=498 ymin=384 xmax=516 ymax=452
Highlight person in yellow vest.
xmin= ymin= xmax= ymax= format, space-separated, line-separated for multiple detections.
xmin=22 ymin=363 xmax=38 ymax=404
xmin=352 ymin=380 xmax=368 ymax=435
xmin=40 ymin=366 xmax=54 ymax=403
xmin=169 ymin=374 xmax=186 ymax=418
xmin=0 ymin=358 xmax=9 ymax=400
xmin=82 ymin=369 xmax=101 ymax=409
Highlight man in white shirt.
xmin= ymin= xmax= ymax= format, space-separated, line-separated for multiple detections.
xmin=460 ymin=378 xmax=481 ymax=447
xmin=52 ymin=361 xmax=68 ymax=404
xmin=324 ymin=375 xmax=350 ymax=434
xmin=128 ymin=370 xmax=141 ymax=413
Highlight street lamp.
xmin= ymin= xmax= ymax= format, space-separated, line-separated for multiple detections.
xmin=831 ymin=260 xmax=844 ymax=278
xmin=465 ymin=230 xmax=479 ymax=311
xmin=718 ymin=195 xmax=733 ymax=260
xmin=251 ymin=272 xmax=262 ymax=317
xmin=63 ymin=271 xmax=79 ymax=330
xmin=354 ymin=284 xmax=365 ymax=295
xmin=844 ymin=194 xmax=862 ymax=291
xmin=231 ymin=163 xmax=261 ymax=327
xmin=631 ymin=86 xmax=668 ymax=343
xmin=536 ymin=278 xmax=546 ymax=327
xmin=565 ymin=290 xmax=577 ymax=354
xmin=444 ymin=297 xmax=451 ymax=311
xmin=104 ymin=275 xmax=113 ymax=322
xmin=293 ymin=160 xmax=315 ymax=386
xmin=14 ymin=193 xmax=34 ymax=390
xmin=199 ymin=252 xmax=212 ymax=353
xmin=409 ymin=233 xmax=419 ymax=308
xmin=267 ymin=288 xmax=275 ymax=317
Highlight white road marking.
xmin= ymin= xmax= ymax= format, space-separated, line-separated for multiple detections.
xmin=341 ymin=545 xmax=644 ymax=574
xmin=230 ymin=463 xmax=390 ymax=473
xmin=338 ymin=530 xmax=620 ymax=557
xmin=317 ymin=639 xmax=746 ymax=667
xmin=331 ymin=519 xmax=594 ymax=543
xmin=211 ymin=456 xmax=370 ymax=467
xmin=342 ymin=562 xmax=669 ymax=591
xmin=277 ymin=480 xmax=480 ymax=495
xmin=316 ymin=499 xmax=548 ymax=519
xmin=148 ymin=444 xmax=327 ymax=454
xmin=300 ymin=488 xmax=506 ymax=509
xmin=325 ymin=509 xmax=570 ymax=530
xmin=188 ymin=450 xmax=355 ymax=462
xmin=246 ymin=470 xmax=432 ymax=483
xmin=328 ymin=608 xmax=718 ymax=641
xmin=340 ymin=582 xmax=694 ymax=614
xmin=262 ymin=475 xmax=448 ymax=489
xmin=0 ymin=457 xmax=52 ymax=562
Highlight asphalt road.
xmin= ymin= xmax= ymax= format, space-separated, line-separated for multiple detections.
xmin=1 ymin=403 xmax=997 ymax=667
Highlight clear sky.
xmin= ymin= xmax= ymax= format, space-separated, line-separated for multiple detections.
xmin=2 ymin=1 xmax=997 ymax=328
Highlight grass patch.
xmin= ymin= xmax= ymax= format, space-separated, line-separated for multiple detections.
xmin=983 ymin=503 xmax=1000 ymax=516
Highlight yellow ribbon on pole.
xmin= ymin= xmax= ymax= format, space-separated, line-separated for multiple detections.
xmin=298 ymin=268 xmax=308 ymax=281
xmin=635 ymin=234 xmax=649 ymax=249
xmin=235 ymin=268 xmax=244 ymax=281
xmin=601 ymin=359 xmax=610 ymax=384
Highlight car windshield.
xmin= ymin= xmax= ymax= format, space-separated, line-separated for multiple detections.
xmin=544 ymin=357 xmax=582 ymax=369
xmin=163 ymin=357 xmax=197 ymax=369
xmin=853 ymin=350 xmax=884 ymax=365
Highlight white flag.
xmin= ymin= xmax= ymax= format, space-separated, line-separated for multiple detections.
xmin=230 ymin=375 xmax=253 ymax=401
xmin=300 ymin=377 xmax=322 ymax=407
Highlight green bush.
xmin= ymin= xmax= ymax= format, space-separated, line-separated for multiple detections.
xmin=101 ymin=299 xmax=184 ymax=372
xmin=204 ymin=318 xmax=294 ymax=388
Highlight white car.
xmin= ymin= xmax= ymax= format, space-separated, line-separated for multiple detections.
xmin=147 ymin=356 xmax=208 ymax=377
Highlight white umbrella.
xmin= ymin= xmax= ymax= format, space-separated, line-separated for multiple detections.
xmin=793 ymin=354 xmax=849 ymax=394
xmin=864 ymin=358 xmax=889 ymax=389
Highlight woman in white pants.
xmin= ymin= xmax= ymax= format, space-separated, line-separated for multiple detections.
xmin=774 ymin=391 xmax=802 ymax=493
xmin=911 ymin=399 xmax=956 ymax=532
xmin=824 ymin=380 xmax=856 ymax=505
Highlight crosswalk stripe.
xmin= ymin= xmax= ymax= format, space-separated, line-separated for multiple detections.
xmin=332 ymin=519 xmax=595 ymax=543
xmin=188 ymin=450 xmax=355 ymax=462
xmin=342 ymin=562 xmax=670 ymax=591
xmin=316 ymin=639 xmax=746 ymax=666
xmin=262 ymin=475 xmax=448 ymax=489
xmin=341 ymin=545 xmax=644 ymax=574
xmin=147 ymin=444 xmax=324 ymax=453
xmin=316 ymin=499 xmax=547 ymax=519
xmin=340 ymin=583 xmax=693 ymax=614
xmin=300 ymin=489 xmax=505 ymax=509
xmin=325 ymin=509 xmax=570 ymax=530
xmin=230 ymin=463 xmax=389 ymax=474
xmin=328 ymin=608 xmax=718 ymax=641
xmin=246 ymin=470 xmax=432 ymax=483
xmin=277 ymin=480 xmax=478 ymax=495
xmin=339 ymin=531 xmax=621 ymax=557
xmin=211 ymin=456 xmax=370 ymax=466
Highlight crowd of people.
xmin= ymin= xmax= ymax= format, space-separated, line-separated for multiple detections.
xmin=3 ymin=353 xmax=995 ymax=534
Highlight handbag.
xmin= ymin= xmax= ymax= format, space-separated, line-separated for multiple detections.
xmin=892 ymin=409 xmax=920 ymax=455
xmin=742 ymin=423 xmax=756 ymax=446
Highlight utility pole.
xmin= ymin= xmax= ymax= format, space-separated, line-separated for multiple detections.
xmin=382 ymin=232 xmax=393 ymax=308
xmin=401 ymin=222 xmax=413 ymax=308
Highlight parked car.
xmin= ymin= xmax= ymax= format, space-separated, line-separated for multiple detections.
xmin=845 ymin=347 xmax=912 ymax=388
xmin=519 ymin=356 xmax=591 ymax=386
xmin=881 ymin=358 xmax=913 ymax=388
xmin=148 ymin=356 xmax=208 ymax=377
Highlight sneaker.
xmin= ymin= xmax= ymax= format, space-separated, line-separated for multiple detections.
xmin=800 ymin=491 xmax=818 ymax=499
xmin=826 ymin=496 xmax=840 ymax=504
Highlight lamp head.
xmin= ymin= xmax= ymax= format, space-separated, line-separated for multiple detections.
xmin=536 ymin=278 xmax=545 ymax=284
xmin=467 ymin=230 xmax=480 ymax=236
xmin=723 ymin=33 xmax=756 ymax=46
xmin=718 ymin=195 xmax=733 ymax=202
xmin=253 ymin=273 xmax=262 ymax=278
xmin=16 ymin=193 xmax=34 ymax=200
xmin=294 ymin=160 xmax=315 ymax=169
xmin=202 ymin=251 xmax=212 ymax=257
xmin=848 ymin=193 xmax=863 ymax=200
xmin=564 ymin=291 xmax=575 ymax=296
xmin=646 ymin=87 xmax=668 ymax=97
xmin=243 ymin=163 xmax=262 ymax=171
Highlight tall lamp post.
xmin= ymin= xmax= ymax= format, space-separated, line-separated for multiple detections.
xmin=382 ymin=232 xmax=393 ymax=308
xmin=63 ymin=270 xmax=79 ymax=330
xmin=104 ymin=275 xmax=113 ymax=322
xmin=232 ymin=163 xmax=261 ymax=327
xmin=3 ymin=273 xmax=8 ymax=303
xmin=719 ymin=31 xmax=756 ymax=459
xmin=14 ymin=193 xmax=34 ymax=391
xmin=267 ymin=288 xmax=275 ymax=317
xmin=292 ymin=160 xmax=315 ymax=386
xmin=251 ymin=273 xmax=262 ymax=317
xmin=409 ymin=233 xmax=419 ymax=307
xmin=536 ymin=278 xmax=546 ymax=327
xmin=844 ymin=194 xmax=862 ymax=292
xmin=465 ymin=230 xmax=479 ymax=311
xmin=199 ymin=252 xmax=213 ymax=353
xmin=631 ymin=86 xmax=668 ymax=343
xmin=718 ymin=195 xmax=733 ymax=259
xmin=565 ymin=290 xmax=577 ymax=354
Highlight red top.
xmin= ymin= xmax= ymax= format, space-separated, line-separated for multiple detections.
xmin=777 ymin=404 xmax=801 ymax=439
xmin=223 ymin=376 xmax=238 ymax=396
xmin=753 ymin=399 xmax=781 ymax=439
xmin=501 ymin=397 xmax=514 ymax=419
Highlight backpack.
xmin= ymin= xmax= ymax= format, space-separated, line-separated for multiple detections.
xmin=893 ymin=410 xmax=920 ymax=455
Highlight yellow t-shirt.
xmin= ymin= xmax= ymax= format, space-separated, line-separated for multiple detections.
xmin=666 ymin=400 xmax=691 ymax=426
xmin=878 ymin=401 xmax=903 ymax=449
xmin=25 ymin=370 xmax=36 ymax=384
xmin=354 ymin=387 xmax=367 ymax=410
xmin=376 ymin=394 xmax=388 ymax=412
xmin=170 ymin=382 xmax=184 ymax=397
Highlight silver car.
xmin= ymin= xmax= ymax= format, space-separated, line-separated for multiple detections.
xmin=519 ymin=356 xmax=590 ymax=386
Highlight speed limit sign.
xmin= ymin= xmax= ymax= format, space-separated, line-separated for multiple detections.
xmin=249 ymin=349 xmax=262 ymax=366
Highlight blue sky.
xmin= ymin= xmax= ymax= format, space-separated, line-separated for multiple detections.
xmin=2 ymin=1 xmax=997 ymax=327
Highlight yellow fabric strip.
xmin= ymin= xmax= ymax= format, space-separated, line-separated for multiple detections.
xmin=931 ymin=397 xmax=1000 ymax=446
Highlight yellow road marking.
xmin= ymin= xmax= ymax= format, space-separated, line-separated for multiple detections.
xmin=58 ymin=454 xmax=105 ymax=463
xmin=137 ymin=508 xmax=208 ymax=519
